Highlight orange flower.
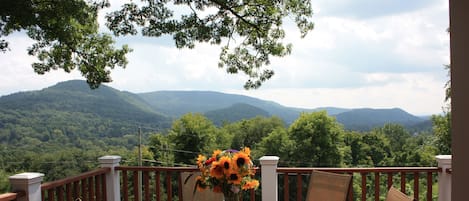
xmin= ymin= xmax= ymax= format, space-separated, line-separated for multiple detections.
xmin=209 ymin=161 xmax=225 ymax=179
xmin=242 ymin=147 xmax=251 ymax=156
xmin=195 ymin=147 xmax=259 ymax=194
xmin=227 ymin=172 xmax=242 ymax=185
xmin=232 ymin=151 xmax=250 ymax=169
xmin=218 ymin=156 xmax=232 ymax=174
xmin=197 ymin=154 xmax=206 ymax=167
xmin=195 ymin=176 xmax=208 ymax=191
xmin=212 ymin=149 xmax=222 ymax=159
xmin=242 ymin=180 xmax=260 ymax=190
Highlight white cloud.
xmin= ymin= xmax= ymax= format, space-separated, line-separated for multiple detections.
xmin=0 ymin=0 xmax=450 ymax=116
xmin=227 ymin=72 xmax=445 ymax=115
xmin=0 ymin=34 xmax=83 ymax=95
xmin=312 ymin=0 xmax=441 ymax=19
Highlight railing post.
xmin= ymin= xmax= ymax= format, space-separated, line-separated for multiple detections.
xmin=9 ymin=172 xmax=44 ymax=201
xmin=260 ymin=156 xmax=279 ymax=201
xmin=436 ymin=155 xmax=452 ymax=201
xmin=99 ymin=155 xmax=122 ymax=201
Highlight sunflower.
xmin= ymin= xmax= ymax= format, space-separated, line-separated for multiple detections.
xmin=195 ymin=147 xmax=259 ymax=195
xmin=242 ymin=180 xmax=260 ymax=190
xmin=227 ymin=171 xmax=242 ymax=185
xmin=212 ymin=149 xmax=222 ymax=159
xmin=209 ymin=161 xmax=225 ymax=179
xmin=218 ymin=156 xmax=232 ymax=174
xmin=197 ymin=154 xmax=206 ymax=167
xmin=195 ymin=176 xmax=208 ymax=191
xmin=232 ymin=151 xmax=250 ymax=170
xmin=242 ymin=147 xmax=251 ymax=156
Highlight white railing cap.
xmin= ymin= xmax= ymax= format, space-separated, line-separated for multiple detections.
xmin=259 ymin=156 xmax=280 ymax=165
xmin=9 ymin=172 xmax=44 ymax=184
xmin=435 ymin=155 xmax=452 ymax=160
xmin=99 ymin=155 xmax=122 ymax=164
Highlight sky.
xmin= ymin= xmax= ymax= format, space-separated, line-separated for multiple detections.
xmin=0 ymin=0 xmax=450 ymax=116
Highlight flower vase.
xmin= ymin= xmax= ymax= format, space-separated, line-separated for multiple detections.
xmin=223 ymin=192 xmax=240 ymax=201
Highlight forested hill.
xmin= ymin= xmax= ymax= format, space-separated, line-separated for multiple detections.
xmin=0 ymin=80 xmax=171 ymax=138
xmin=335 ymin=108 xmax=428 ymax=131
xmin=0 ymin=80 xmax=430 ymax=132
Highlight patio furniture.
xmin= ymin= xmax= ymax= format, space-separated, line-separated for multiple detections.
xmin=305 ymin=170 xmax=352 ymax=201
xmin=385 ymin=186 xmax=413 ymax=201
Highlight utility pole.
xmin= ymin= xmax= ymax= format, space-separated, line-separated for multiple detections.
xmin=138 ymin=127 xmax=142 ymax=166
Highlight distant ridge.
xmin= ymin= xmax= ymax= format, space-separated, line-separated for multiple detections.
xmin=138 ymin=90 xmax=302 ymax=124
xmin=334 ymin=108 xmax=424 ymax=131
xmin=0 ymin=80 xmax=431 ymax=132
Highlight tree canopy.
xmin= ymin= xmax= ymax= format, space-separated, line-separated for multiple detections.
xmin=288 ymin=111 xmax=343 ymax=167
xmin=1 ymin=0 xmax=314 ymax=89
xmin=106 ymin=0 xmax=313 ymax=89
xmin=0 ymin=0 xmax=131 ymax=88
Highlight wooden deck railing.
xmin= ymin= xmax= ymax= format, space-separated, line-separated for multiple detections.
xmin=115 ymin=166 xmax=439 ymax=201
xmin=2 ymin=155 xmax=449 ymax=201
xmin=115 ymin=166 xmax=259 ymax=201
xmin=0 ymin=191 xmax=25 ymax=201
xmin=277 ymin=167 xmax=440 ymax=201
xmin=41 ymin=168 xmax=110 ymax=201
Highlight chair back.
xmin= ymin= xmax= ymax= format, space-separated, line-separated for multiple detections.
xmin=385 ymin=187 xmax=413 ymax=201
xmin=305 ymin=170 xmax=352 ymax=201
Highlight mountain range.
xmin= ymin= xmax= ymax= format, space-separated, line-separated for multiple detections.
xmin=0 ymin=80 xmax=432 ymax=132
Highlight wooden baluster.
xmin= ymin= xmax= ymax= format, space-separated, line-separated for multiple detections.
xmin=66 ymin=183 xmax=72 ymax=201
xmin=88 ymin=177 xmax=94 ymax=201
xmin=155 ymin=171 xmax=160 ymax=201
xmin=283 ymin=173 xmax=289 ymax=201
xmin=427 ymin=172 xmax=433 ymax=201
xmin=122 ymin=170 xmax=129 ymax=201
xmin=166 ymin=172 xmax=172 ymax=201
xmin=361 ymin=173 xmax=367 ymax=201
xmin=400 ymin=172 xmax=406 ymax=194
xmin=48 ymin=189 xmax=55 ymax=201
xmin=73 ymin=181 xmax=80 ymax=201
xmin=250 ymin=187 xmax=255 ymax=201
xmin=81 ymin=178 xmax=87 ymax=201
xmin=413 ymin=172 xmax=419 ymax=201
xmin=387 ymin=173 xmax=393 ymax=189
xmin=296 ymin=174 xmax=302 ymax=201
xmin=144 ymin=171 xmax=150 ymax=201
xmin=94 ymin=176 xmax=100 ymax=201
xmin=133 ymin=171 xmax=139 ymax=201
xmin=101 ymin=174 xmax=107 ymax=201
xmin=177 ymin=172 xmax=182 ymax=201
xmin=374 ymin=172 xmax=380 ymax=201
xmin=58 ymin=187 xmax=64 ymax=201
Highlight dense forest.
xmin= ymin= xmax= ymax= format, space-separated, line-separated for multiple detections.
xmin=0 ymin=111 xmax=450 ymax=193
xmin=0 ymin=81 xmax=450 ymax=194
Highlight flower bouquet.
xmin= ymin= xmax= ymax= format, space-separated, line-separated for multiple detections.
xmin=195 ymin=147 xmax=259 ymax=201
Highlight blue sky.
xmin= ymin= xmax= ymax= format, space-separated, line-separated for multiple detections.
xmin=0 ymin=0 xmax=449 ymax=115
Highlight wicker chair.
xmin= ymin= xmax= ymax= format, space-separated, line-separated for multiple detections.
xmin=385 ymin=187 xmax=413 ymax=201
xmin=305 ymin=170 xmax=352 ymax=201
